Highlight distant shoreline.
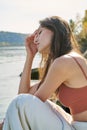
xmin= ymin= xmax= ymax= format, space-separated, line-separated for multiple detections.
xmin=0 ymin=31 xmax=28 ymax=46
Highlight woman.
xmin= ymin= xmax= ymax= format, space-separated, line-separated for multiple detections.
xmin=1 ymin=16 xmax=87 ymax=130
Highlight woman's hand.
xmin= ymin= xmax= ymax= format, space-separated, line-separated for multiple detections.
xmin=25 ymin=30 xmax=38 ymax=58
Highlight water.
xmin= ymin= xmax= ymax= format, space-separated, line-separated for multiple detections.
xmin=0 ymin=46 xmax=40 ymax=122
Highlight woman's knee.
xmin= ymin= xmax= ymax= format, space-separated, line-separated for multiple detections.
xmin=14 ymin=94 xmax=36 ymax=107
xmin=10 ymin=94 xmax=43 ymax=109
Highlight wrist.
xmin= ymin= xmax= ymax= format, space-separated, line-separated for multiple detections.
xmin=26 ymin=54 xmax=34 ymax=64
xmin=26 ymin=52 xmax=33 ymax=58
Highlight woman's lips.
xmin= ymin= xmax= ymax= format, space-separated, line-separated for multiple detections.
xmin=36 ymin=43 xmax=39 ymax=48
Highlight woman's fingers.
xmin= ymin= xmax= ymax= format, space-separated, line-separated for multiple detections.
xmin=26 ymin=29 xmax=39 ymax=42
xmin=33 ymin=29 xmax=39 ymax=35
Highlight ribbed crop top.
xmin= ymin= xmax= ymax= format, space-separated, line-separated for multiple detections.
xmin=58 ymin=55 xmax=87 ymax=114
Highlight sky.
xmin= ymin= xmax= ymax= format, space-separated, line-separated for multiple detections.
xmin=0 ymin=0 xmax=87 ymax=34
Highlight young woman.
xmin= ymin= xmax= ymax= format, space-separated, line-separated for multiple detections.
xmin=1 ymin=16 xmax=87 ymax=130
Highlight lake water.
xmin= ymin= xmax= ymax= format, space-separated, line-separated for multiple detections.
xmin=0 ymin=46 xmax=40 ymax=122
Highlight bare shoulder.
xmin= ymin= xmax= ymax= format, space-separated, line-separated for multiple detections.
xmin=53 ymin=54 xmax=73 ymax=70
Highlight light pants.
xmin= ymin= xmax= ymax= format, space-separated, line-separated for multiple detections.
xmin=2 ymin=94 xmax=87 ymax=130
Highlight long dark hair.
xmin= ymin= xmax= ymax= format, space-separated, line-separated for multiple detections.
xmin=38 ymin=16 xmax=80 ymax=88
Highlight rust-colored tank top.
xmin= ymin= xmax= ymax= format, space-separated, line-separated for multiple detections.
xmin=58 ymin=55 xmax=87 ymax=114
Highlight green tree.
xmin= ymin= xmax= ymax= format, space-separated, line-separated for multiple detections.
xmin=79 ymin=10 xmax=87 ymax=53
xmin=69 ymin=10 xmax=87 ymax=54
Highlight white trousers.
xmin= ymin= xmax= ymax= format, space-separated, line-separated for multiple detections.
xmin=2 ymin=94 xmax=87 ymax=130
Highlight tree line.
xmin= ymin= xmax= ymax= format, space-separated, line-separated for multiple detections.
xmin=69 ymin=10 xmax=87 ymax=58
xmin=0 ymin=31 xmax=28 ymax=46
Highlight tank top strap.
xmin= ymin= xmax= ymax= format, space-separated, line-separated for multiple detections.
xmin=68 ymin=54 xmax=87 ymax=80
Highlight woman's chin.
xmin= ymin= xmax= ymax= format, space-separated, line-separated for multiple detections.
xmin=38 ymin=47 xmax=49 ymax=54
xmin=38 ymin=48 xmax=44 ymax=53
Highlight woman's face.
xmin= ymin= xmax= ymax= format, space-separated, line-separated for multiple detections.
xmin=34 ymin=27 xmax=54 ymax=53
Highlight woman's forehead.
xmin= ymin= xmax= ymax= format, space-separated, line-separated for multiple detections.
xmin=38 ymin=26 xmax=43 ymax=30
xmin=37 ymin=27 xmax=45 ymax=32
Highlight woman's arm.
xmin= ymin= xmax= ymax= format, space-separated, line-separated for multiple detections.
xmin=18 ymin=31 xmax=38 ymax=94
xmin=18 ymin=55 xmax=33 ymax=94
xmin=34 ymin=56 xmax=70 ymax=102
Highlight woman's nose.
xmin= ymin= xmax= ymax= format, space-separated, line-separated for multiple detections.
xmin=34 ymin=34 xmax=39 ymax=44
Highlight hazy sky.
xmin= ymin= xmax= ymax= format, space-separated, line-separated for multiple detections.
xmin=0 ymin=0 xmax=87 ymax=33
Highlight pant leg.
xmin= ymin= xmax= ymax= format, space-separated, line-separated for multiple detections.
xmin=72 ymin=121 xmax=87 ymax=130
xmin=3 ymin=94 xmax=74 ymax=130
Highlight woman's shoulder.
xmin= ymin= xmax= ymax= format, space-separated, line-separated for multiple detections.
xmin=53 ymin=52 xmax=84 ymax=70
xmin=51 ymin=55 xmax=72 ymax=75
xmin=54 ymin=51 xmax=85 ymax=65
xmin=54 ymin=53 xmax=73 ymax=65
